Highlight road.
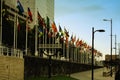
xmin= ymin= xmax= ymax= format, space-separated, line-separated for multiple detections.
xmin=71 ymin=68 xmax=115 ymax=80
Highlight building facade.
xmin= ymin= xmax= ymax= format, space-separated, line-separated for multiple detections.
xmin=2 ymin=0 xmax=54 ymax=28
xmin=105 ymin=55 xmax=119 ymax=61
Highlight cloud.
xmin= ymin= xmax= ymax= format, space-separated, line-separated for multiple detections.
xmin=80 ymin=5 xmax=104 ymax=12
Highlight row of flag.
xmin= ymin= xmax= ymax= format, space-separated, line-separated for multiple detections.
xmin=7 ymin=0 xmax=102 ymax=57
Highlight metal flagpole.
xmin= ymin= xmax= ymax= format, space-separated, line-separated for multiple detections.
xmin=14 ymin=14 xmax=17 ymax=54
xmin=16 ymin=16 xmax=18 ymax=49
xmin=0 ymin=0 xmax=3 ymax=45
xmin=25 ymin=19 xmax=28 ymax=55
xmin=35 ymin=9 xmax=38 ymax=56
xmin=35 ymin=24 xmax=38 ymax=56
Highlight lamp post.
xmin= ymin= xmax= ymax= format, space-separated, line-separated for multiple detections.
xmin=113 ymin=35 xmax=117 ymax=59
xmin=103 ymin=18 xmax=113 ymax=77
xmin=92 ymin=27 xmax=105 ymax=80
xmin=43 ymin=50 xmax=55 ymax=78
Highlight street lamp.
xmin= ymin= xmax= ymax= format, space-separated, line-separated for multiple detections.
xmin=92 ymin=27 xmax=105 ymax=80
xmin=112 ymin=35 xmax=117 ymax=59
xmin=103 ymin=18 xmax=113 ymax=77
xmin=43 ymin=50 xmax=55 ymax=78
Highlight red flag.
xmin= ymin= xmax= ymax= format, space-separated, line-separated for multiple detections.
xmin=17 ymin=18 xmax=20 ymax=31
xmin=37 ymin=11 xmax=46 ymax=28
xmin=28 ymin=7 xmax=33 ymax=22
xmin=51 ymin=21 xmax=58 ymax=33
xmin=76 ymin=38 xmax=79 ymax=47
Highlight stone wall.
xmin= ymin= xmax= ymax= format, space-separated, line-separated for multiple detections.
xmin=24 ymin=56 xmax=101 ymax=78
xmin=0 ymin=56 xmax=24 ymax=80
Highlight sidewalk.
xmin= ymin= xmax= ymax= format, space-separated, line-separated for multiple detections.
xmin=71 ymin=68 xmax=115 ymax=80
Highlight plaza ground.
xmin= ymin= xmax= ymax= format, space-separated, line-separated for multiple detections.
xmin=71 ymin=68 xmax=115 ymax=80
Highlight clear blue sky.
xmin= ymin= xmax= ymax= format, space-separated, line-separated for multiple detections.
xmin=54 ymin=0 xmax=120 ymax=59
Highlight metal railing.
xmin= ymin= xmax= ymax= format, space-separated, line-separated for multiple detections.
xmin=0 ymin=46 xmax=23 ymax=58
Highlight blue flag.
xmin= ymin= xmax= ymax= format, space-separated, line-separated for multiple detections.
xmin=17 ymin=0 xmax=24 ymax=13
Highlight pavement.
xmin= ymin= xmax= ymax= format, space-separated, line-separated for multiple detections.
xmin=71 ymin=68 xmax=115 ymax=80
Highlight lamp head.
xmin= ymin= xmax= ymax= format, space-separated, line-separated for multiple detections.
xmin=95 ymin=29 xmax=105 ymax=32
xmin=98 ymin=29 xmax=105 ymax=32
xmin=103 ymin=19 xmax=108 ymax=21
xmin=103 ymin=19 xmax=112 ymax=21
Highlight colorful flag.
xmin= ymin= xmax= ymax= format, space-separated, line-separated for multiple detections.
xmin=79 ymin=40 xmax=83 ymax=46
xmin=17 ymin=0 xmax=24 ymax=13
xmin=76 ymin=38 xmax=79 ymax=47
xmin=51 ymin=21 xmax=58 ymax=33
xmin=38 ymin=27 xmax=43 ymax=37
xmin=48 ymin=28 xmax=53 ymax=38
xmin=65 ymin=36 xmax=69 ymax=47
xmin=46 ymin=16 xmax=50 ymax=29
xmin=37 ymin=11 xmax=45 ymax=28
xmin=28 ymin=7 xmax=33 ymax=22
xmin=59 ymin=25 xmax=64 ymax=36
xmin=72 ymin=35 xmax=76 ymax=43
xmin=58 ymin=25 xmax=64 ymax=42
xmin=64 ymin=28 xmax=69 ymax=37
xmin=17 ymin=18 xmax=20 ymax=31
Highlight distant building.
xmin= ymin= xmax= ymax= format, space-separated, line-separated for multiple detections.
xmin=105 ymin=55 xmax=119 ymax=61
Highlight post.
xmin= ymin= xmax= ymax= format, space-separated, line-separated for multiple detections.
xmin=115 ymin=35 xmax=117 ymax=59
xmin=110 ymin=19 xmax=113 ymax=77
xmin=103 ymin=18 xmax=113 ymax=77
xmin=48 ymin=55 xmax=52 ymax=78
xmin=35 ymin=25 xmax=38 ymax=56
xmin=91 ymin=27 xmax=105 ymax=80
xmin=25 ymin=20 xmax=28 ymax=55
xmin=0 ymin=0 xmax=2 ymax=45
xmin=43 ymin=51 xmax=55 ymax=78
xmin=92 ymin=27 xmax=94 ymax=80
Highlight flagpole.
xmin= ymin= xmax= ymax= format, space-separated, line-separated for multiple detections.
xmin=25 ymin=19 xmax=28 ymax=55
xmin=16 ymin=16 xmax=18 ymax=49
xmin=0 ymin=0 xmax=3 ymax=45
xmin=35 ymin=24 xmax=38 ymax=56
xmin=35 ymin=8 xmax=38 ymax=56
xmin=43 ymin=27 xmax=45 ymax=55
xmin=14 ymin=14 xmax=17 ymax=54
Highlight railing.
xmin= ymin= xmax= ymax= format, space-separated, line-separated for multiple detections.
xmin=0 ymin=46 xmax=23 ymax=58
xmin=39 ymin=44 xmax=62 ymax=48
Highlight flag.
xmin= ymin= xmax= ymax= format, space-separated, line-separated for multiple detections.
xmin=79 ymin=40 xmax=83 ymax=46
xmin=46 ymin=16 xmax=50 ymax=29
xmin=59 ymin=25 xmax=64 ymax=36
xmin=64 ymin=28 xmax=69 ymax=37
xmin=65 ymin=36 xmax=69 ymax=47
xmin=70 ymin=34 xmax=74 ymax=44
xmin=48 ymin=28 xmax=53 ymax=38
xmin=51 ymin=21 xmax=58 ymax=33
xmin=59 ymin=25 xmax=64 ymax=42
xmin=26 ymin=18 xmax=30 ymax=31
xmin=37 ymin=11 xmax=45 ymax=28
xmin=72 ymin=35 xmax=76 ymax=43
xmin=28 ymin=7 xmax=33 ymax=22
xmin=38 ymin=27 xmax=43 ymax=37
xmin=76 ymin=38 xmax=79 ymax=47
xmin=17 ymin=18 xmax=20 ymax=31
xmin=17 ymin=0 xmax=24 ymax=13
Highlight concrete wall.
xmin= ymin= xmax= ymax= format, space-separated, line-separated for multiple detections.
xmin=24 ymin=56 xmax=102 ymax=78
xmin=0 ymin=56 xmax=24 ymax=80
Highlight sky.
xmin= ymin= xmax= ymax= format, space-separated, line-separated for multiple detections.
xmin=54 ymin=0 xmax=120 ymax=59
